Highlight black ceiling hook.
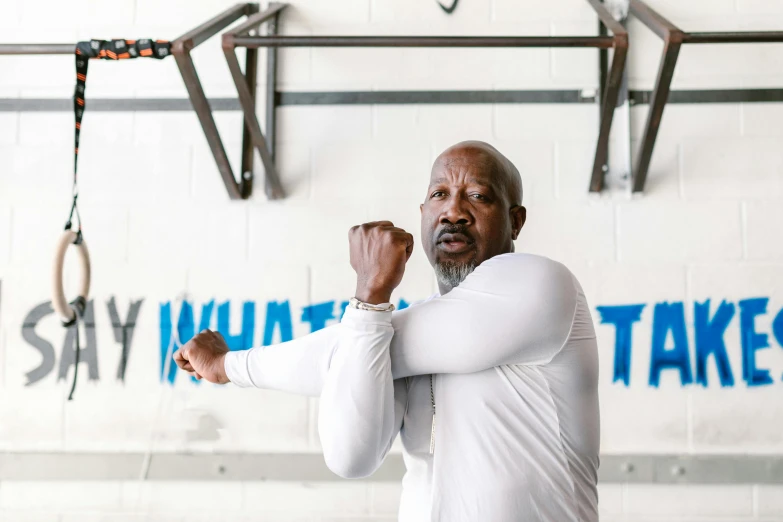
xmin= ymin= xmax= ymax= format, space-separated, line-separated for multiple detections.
xmin=437 ymin=0 xmax=459 ymax=14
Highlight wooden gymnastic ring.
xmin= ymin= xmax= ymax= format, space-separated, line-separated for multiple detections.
xmin=52 ymin=229 xmax=91 ymax=325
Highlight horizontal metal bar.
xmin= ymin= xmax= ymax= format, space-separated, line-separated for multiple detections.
xmin=3 ymin=89 xmax=781 ymax=112
xmin=233 ymin=35 xmax=616 ymax=48
xmin=172 ymin=2 xmax=253 ymax=51
xmin=3 ymin=453 xmax=783 ymax=483
xmin=630 ymin=88 xmax=783 ymax=104
xmin=0 ymin=43 xmax=75 ymax=55
xmin=683 ymin=31 xmax=783 ymax=44
xmin=224 ymin=2 xmax=287 ymax=37
xmin=629 ymin=0 xmax=682 ymax=40
xmin=277 ymin=90 xmax=598 ymax=105
xmin=0 ymin=97 xmax=241 ymax=111
xmin=0 ymin=90 xmax=778 ymax=113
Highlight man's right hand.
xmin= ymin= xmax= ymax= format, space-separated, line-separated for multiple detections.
xmin=349 ymin=221 xmax=414 ymax=305
xmin=173 ymin=329 xmax=231 ymax=384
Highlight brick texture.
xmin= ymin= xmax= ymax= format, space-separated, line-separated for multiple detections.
xmin=1 ymin=0 xmax=783 ymax=519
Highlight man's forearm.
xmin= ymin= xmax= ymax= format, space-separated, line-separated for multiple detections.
xmin=224 ymin=324 xmax=340 ymax=396
xmin=318 ymin=307 xmax=397 ymax=478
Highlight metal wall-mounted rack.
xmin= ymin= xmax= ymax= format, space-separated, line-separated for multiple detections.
xmin=628 ymin=0 xmax=783 ymax=192
xmin=0 ymin=3 xmax=278 ymax=201
xmin=2 ymin=1 xmax=781 ymax=198
xmin=223 ymin=0 xmax=629 ymax=194
xmin=0 ymin=0 xmax=629 ymax=198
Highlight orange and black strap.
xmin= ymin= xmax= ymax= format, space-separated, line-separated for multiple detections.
xmin=70 ymin=39 xmax=171 ymax=230
xmin=64 ymin=39 xmax=171 ymax=401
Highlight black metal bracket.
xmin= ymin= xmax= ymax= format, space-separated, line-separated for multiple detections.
xmin=225 ymin=0 xmax=629 ymax=194
xmin=628 ymin=0 xmax=783 ymax=192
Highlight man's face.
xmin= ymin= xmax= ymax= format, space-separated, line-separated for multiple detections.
xmin=420 ymin=147 xmax=523 ymax=289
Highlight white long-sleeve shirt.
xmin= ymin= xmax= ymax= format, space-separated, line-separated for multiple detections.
xmin=225 ymin=252 xmax=600 ymax=522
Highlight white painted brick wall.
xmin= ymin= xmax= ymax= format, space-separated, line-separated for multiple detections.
xmin=2 ymin=0 xmax=783 ymax=519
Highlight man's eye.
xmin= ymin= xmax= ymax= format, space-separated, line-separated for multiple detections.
xmin=470 ymin=194 xmax=487 ymax=201
xmin=431 ymin=191 xmax=446 ymax=198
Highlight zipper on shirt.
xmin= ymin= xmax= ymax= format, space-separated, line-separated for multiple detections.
xmin=429 ymin=374 xmax=436 ymax=455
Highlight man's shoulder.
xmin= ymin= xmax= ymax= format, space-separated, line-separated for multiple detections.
xmin=480 ymin=252 xmax=573 ymax=279
xmin=406 ymin=292 xmax=440 ymax=309
xmin=466 ymin=253 xmax=577 ymax=300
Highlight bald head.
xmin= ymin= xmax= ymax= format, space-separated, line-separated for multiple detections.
xmin=421 ymin=140 xmax=527 ymax=294
xmin=433 ymin=141 xmax=523 ymax=206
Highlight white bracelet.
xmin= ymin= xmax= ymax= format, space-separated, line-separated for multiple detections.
xmin=349 ymin=297 xmax=395 ymax=312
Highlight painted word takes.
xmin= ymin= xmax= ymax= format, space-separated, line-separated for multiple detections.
xmin=598 ymin=298 xmax=783 ymax=388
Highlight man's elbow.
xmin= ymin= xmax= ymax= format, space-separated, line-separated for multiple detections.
xmin=322 ymin=444 xmax=382 ymax=479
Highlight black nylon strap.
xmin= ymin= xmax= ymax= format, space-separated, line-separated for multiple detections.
xmin=70 ymin=39 xmax=171 ymax=230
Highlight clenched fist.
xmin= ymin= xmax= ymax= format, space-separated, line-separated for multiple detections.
xmin=349 ymin=221 xmax=414 ymax=304
xmin=173 ymin=329 xmax=231 ymax=384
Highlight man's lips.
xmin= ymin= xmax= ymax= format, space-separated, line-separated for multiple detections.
xmin=437 ymin=233 xmax=475 ymax=253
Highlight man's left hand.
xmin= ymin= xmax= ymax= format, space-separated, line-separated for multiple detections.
xmin=173 ymin=329 xmax=231 ymax=384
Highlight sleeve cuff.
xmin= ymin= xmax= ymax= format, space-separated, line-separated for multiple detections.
xmin=224 ymin=349 xmax=254 ymax=388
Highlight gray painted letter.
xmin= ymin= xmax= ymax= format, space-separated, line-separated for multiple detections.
xmin=21 ymin=301 xmax=56 ymax=386
xmin=58 ymin=300 xmax=99 ymax=382
xmin=107 ymin=296 xmax=144 ymax=381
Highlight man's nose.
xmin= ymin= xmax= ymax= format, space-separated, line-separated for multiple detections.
xmin=439 ymin=195 xmax=472 ymax=225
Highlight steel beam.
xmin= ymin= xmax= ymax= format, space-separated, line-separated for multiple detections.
xmin=628 ymin=0 xmax=684 ymax=193
xmin=222 ymin=4 xmax=288 ymax=200
xmin=225 ymin=2 xmax=287 ymax=37
xmin=265 ymin=4 xmax=283 ymax=165
xmin=631 ymin=33 xmax=682 ymax=193
xmin=172 ymin=3 xmax=253 ymax=51
xmin=630 ymin=88 xmax=783 ymax=104
xmin=0 ymin=43 xmax=74 ymax=54
xmin=3 ymin=88 xmax=781 ymax=112
xmin=276 ymin=90 xmax=597 ymax=105
xmin=239 ymin=3 xmax=261 ymax=200
xmin=173 ymin=44 xmax=243 ymax=200
xmin=232 ymin=35 xmax=615 ymax=48
xmin=629 ymin=0 xmax=783 ymax=193
xmin=684 ymin=31 xmax=783 ymax=44
xmin=587 ymin=0 xmax=629 ymax=192
xmin=172 ymin=3 xmax=261 ymax=201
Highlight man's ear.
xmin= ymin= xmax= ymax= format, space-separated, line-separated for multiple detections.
xmin=420 ymin=203 xmax=424 ymax=214
xmin=510 ymin=205 xmax=526 ymax=240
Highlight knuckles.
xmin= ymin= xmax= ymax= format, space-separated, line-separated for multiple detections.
xmin=349 ymin=222 xmax=411 ymax=249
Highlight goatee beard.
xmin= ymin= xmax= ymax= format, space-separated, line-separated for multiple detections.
xmin=434 ymin=259 xmax=477 ymax=290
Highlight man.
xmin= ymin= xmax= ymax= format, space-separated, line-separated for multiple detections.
xmin=174 ymin=141 xmax=600 ymax=522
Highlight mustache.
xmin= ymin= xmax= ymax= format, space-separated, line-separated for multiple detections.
xmin=436 ymin=224 xmax=474 ymax=243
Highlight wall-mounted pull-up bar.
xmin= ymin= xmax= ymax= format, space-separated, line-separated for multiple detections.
xmin=222 ymin=2 xmax=287 ymax=200
xmin=171 ymin=3 xmax=282 ymax=200
xmin=628 ymin=0 xmax=783 ymax=193
xmin=0 ymin=1 xmax=631 ymax=197
xmin=0 ymin=3 xmax=275 ymax=201
xmin=3 ymin=2 xmax=783 ymax=197
xmin=223 ymin=0 xmax=630 ymax=194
